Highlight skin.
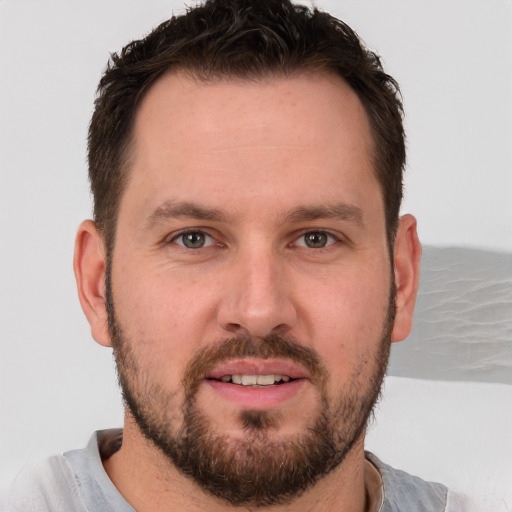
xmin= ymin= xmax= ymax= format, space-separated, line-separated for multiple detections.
xmin=74 ymin=72 xmax=421 ymax=512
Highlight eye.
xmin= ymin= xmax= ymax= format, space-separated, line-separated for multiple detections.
xmin=173 ymin=231 xmax=215 ymax=249
xmin=295 ymin=231 xmax=337 ymax=249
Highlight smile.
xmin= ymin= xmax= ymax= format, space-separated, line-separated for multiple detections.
xmin=203 ymin=359 xmax=309 ymax=408
xmin=218 ymin=374 xmax=292 ymax=386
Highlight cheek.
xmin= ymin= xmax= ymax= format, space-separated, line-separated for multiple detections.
xmin=114 ymin=258 xmax=211 ymax=326
xmin=305 ymin=270 xmax=391 ymax=379
xmin=110 ymin=263 xmax=222 ymax=378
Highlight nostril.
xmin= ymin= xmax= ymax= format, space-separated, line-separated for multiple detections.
xmin=223 ymin=322 xmax=245 ymax=334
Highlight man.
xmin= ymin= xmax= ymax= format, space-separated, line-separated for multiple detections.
xmin=1 ymin=1 xmax=466 ymax=511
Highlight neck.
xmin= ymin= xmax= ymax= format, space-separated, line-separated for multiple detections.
xmin=102 ymin=414 xmax=369 ymax=512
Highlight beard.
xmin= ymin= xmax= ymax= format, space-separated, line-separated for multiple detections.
xmin=106 ymin=269 xmax=394 ymax=507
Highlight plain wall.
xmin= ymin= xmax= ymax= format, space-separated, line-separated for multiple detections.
xmin=1 ymin=0 xmax=511 ymax=498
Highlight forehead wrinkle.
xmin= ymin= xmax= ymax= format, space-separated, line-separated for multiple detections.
xmin=145 ymin=200 xmax=233 ymax=228
xmin=200 ymin=144 xmax=313 ymax=154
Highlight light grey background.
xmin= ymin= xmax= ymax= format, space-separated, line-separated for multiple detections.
xmin=1 ymin=0 xmax=511 ymax=509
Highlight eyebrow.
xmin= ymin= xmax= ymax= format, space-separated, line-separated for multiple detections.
xmin=283 ymin=203 xmax=364 ymax=225
xmin=145 ymin=200 xmax=364 ymax=228
xmin=146 ymin=200 xmax=231 ymax=227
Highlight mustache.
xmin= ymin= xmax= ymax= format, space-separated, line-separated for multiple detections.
xmin=182 ymin=334 xmax=328 ymax=399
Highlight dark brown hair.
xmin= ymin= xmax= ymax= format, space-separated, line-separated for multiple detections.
xmin=88 ymin=0 xmax=405 ymax=252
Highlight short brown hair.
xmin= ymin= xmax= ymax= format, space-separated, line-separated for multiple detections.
xmin=88 ymin=0 xmax=405 ymax=253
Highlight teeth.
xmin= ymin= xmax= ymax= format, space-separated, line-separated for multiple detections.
xmin=241 ymin=375 xmax=258 ymax=386
xmin=256 ymin=374 xmax=275 ymax=386
xmin=219 ymin=374 xmax=292 ymax=386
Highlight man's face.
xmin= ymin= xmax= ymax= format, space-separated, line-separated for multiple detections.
xmin=107 ymin=72 xmax=395 ymax=504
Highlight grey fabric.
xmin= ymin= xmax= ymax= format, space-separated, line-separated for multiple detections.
xmin=64 ymin=430 xmax=134 ymax=512
xmin=1 ymin=430 xmax=459 ymax=511
xmin=388 ymin=246 xmax=512 ymax=384
xmin=0 ymin=456 xmax=86 ymax=512
xmin=367 ymin=452 xmax=448 ymax=512
xmin=0 ymin=431 xmax=134 ymax=512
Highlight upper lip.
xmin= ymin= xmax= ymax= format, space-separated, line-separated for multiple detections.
xmin=206 ymin=359 xmax=310 ymax=380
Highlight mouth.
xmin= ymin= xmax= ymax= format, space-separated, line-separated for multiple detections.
xmin=212 ymin=373 xmax=292 ymax=387
xmin=202 ymin=359 xmax=308 ymax=410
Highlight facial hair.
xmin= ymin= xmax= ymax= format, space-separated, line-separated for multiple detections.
xmin=106 ymin=266 xmax=394 ymax=507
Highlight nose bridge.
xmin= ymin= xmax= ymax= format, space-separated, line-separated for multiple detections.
xmin=243 ymin=246 xmax=280 ymax=308
xmin=217 ymin=239 xmax=297 ymax=337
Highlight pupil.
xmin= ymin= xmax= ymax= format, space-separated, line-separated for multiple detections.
xmin=305 ymin=232 xmax=327 ymax=248
xmin=184 ymin=232 xmax=205 ymax=248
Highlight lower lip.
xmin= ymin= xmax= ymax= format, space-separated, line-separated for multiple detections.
xmin=205 ymin=379 xmax=306 ymax=410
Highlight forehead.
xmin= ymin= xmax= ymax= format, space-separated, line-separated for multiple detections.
xmin=121 ymin=71 xmax=381 ymax=224
xmin=133 ymin=70 xmax=373 ymax=162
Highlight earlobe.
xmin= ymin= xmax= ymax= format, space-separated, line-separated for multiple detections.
xmin=391 ymin=214 xmax=422 ymax=343
xmin=73 ymin=220 xmax=111 ymax=347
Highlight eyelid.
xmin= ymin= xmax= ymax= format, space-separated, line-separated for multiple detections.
xmin=162 ymin=227 xmax=344 ymax=250
xmin=292 ymin=229 xmax=340 ymax=248
xmin=167 ymin=228 xmax=217 ymax=248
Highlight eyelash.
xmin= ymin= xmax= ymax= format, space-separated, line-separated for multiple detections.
xmin=168 ymin=229 xmax=218 ymax=249
xmin=166 ymin=228 xmax=341 ymax=250
xmin=292 ymin=230 xmax=340 ymax=249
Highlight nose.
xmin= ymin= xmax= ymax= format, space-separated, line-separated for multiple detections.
xmin=216 ymin=247 xmax=298 ymax=338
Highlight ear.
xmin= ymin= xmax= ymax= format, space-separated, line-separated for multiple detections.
xmin=73 ymin=220 xmax=111 ymax=347
xmin=391 ymin=214 xmax=422 ymax=343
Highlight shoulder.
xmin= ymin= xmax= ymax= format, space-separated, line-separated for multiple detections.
xmin=0 ymin=455 xmax=86 ymax=512
xmin=1 ymin=430 xmax=132 ymax=512
xmin=366 ymin=452 xmax=468 ymax=512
